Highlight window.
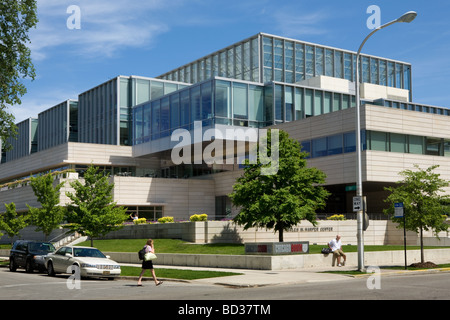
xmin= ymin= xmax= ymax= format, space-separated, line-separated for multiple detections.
xmin=295 ymin=43 xmax=305 ymax=82
xmin=201 ymin=82 xmax=212 ymax=125
xmin=249 ymin=85 xmax=263 ymax=122
xmin=314 ymin=91 xmax=322 ymax=116
xmin=390 ymin=133 xmax=406 ymax=153
xmin=295 ymin=87 xmax=303 ymax=120
xmin=285 ymin=86 xmax=294 ymax=121
xmin=305 ymin=45 xmax=314 ymax=79
xmin=215 ymin=80 xmax=231 ymax=118
xmin=369 ymin=131 xmax=388 ymax=151
xmin=315 ymin=47 xmax=324 ymax=76
xmin=274 ymin=84 xmax=283 ymax=121
xmin=305 ymin=89 xmax=313 ymax=117
xmin=426 ymin=138 xmax=443 ymax=156
xmin=312 ymin=137 xmax=327 ymax=158
xmin=344 ymin=132 xmax=356 ymax=153
xmin=328 ymin=135 xmax=343 ymax=155
xmin=233 ymin=82 xmax=248 ymax=119
xmin=408 ymin=135 xmax=424 ymax=154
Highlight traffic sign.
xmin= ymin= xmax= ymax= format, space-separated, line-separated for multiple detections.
xmin=353 ymin=196 xmax=362 ymax=212
xmin=394 ymin=202 xmax=404 ymax=218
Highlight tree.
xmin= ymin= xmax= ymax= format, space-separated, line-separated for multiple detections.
xmin=0 ymin=202 xmax=29 ymax=245
xmin=27 ymin=173 xmax=65 ymax=240
xmin=65 ymin=165 xmax=128 ymax=247
xmin=229 ymin=130 xmax=330 ymax=242
xmin=384 ymin=165 xmax=449 ymax=263
xmin=0 ymin=0 xmax=38 ymax=150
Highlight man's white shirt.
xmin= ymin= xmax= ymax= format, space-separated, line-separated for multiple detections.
xmin=329 ymin=239 xmax=341 ymax=251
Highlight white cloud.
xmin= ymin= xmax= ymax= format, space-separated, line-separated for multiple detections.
xmin=270 ymin=5 xmax=330 ymax=38
xmin=30 ymin=0 xmax=176 ymax=60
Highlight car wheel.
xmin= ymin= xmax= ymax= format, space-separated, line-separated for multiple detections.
xmin=25 ymin=260 xmax=34 ymax=273
xmin=9 ymin=258 xmax=17 ymax=272
xmin=47 ymin=261 xmax=55 ymax=277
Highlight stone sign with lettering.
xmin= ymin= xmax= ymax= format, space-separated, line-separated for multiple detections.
xmin=245 ymin=241 xmax=309 ymax=255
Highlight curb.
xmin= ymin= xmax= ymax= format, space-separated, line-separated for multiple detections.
xmin=350 ymin=267 xmax=450 ymax=278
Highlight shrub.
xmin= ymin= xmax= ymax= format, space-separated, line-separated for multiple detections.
xmin=158 ymin=216 xmax=174 ymax=224
xmin=133 ymin=218 xmax=147 ymax=225
xmin=190 ymin=214 xmax=208 ymax=222
xmin=327 ymin=214 xmax=346 ymax=221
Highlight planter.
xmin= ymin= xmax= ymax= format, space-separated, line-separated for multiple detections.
xmin=245 ymin=241 xmax=309 ymax=255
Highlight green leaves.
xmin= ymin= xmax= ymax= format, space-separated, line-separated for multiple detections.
xmin=384 ymin=165 xmax=449 ymax=262
xmin=27 ymin=173 xmax=65 ymax=239
xmin=0 ymin=202 xmax=29 ymax=244
xmin=230 ymin=130 xmax=329 ymax=242
xmin=0 ymin=0 xmax=38 ymax=150
xmin=65 ymin=165 xmax=128 ymax=246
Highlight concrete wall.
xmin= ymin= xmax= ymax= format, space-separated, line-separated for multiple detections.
xmin=100 ymin=220 xmax=424 ymax=246
xmin=104 ymin=248 xmax=450 ymax=270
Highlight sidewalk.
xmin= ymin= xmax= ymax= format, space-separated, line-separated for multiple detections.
xmin=119 ymin=263 xmax=450 ymax=288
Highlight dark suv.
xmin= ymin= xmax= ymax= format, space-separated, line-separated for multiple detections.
xmin=9 ymin=240 xmax=56 ymax=273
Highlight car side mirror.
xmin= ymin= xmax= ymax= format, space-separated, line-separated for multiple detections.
xmin=65 ymin=253 xmax=73 ymax=258
xmin=106 ymin=255 xmax=110 ymax=259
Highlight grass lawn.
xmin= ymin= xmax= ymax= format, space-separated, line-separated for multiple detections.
xmin=120 ymin=266 xmax=242 ymax=280
xmin=75 ymin=238 xmax=449 ymax=255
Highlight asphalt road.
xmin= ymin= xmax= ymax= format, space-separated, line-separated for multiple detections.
xmin=1 ymin=267 xmax=449 ymax=301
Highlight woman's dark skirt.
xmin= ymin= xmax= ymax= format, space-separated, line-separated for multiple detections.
xmin=142 ymin=260 xmax=154 ymax=269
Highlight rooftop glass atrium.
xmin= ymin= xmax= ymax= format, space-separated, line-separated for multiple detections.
xmin=158 ymin=33 xmax=412 ymax=94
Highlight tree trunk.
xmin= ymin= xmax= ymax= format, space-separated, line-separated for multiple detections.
xmin=420 ymin=227 xmax=424 ymax=263
xmin=90 ymin=237 xmax=94 ymax=248
xmin=278 ymin=229 xmax=284 ymax=242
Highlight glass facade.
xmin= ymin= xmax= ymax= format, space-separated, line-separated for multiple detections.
xmin=159 ymin=36 xmax=260 ymax=84
xmin=269 ymin=82 xmax=356 ymax=123
xmin=37 ymin=100 xmax=78 ymax=152
xmin=4 ymin=118 xmax=38 ymax=162
xmin=78 ymin=76 xmax=189 ymax=146
xmin=374 ymin=98 xmax=450 ymax=116
xmin=261 ymin=34 xmax=411 ymax=93
xmin=300 ymin=130 xmax=450 ymax=160
xmin=300 ymin=131 xmax=362 ymax=159
xmin=132 ymin=78 xmax=266 ymax=145
xmin=158 ymin=33 xmax=412 ymax=97
xmin=366 ymin=130 xmax=450 ymax=157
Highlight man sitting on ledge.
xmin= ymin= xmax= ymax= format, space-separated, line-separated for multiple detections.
xmin=328 ymin=235 xmax=346 ymax=267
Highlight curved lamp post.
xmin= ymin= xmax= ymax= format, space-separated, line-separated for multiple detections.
xmin=355 ymin=11 xmax=417 ymax=272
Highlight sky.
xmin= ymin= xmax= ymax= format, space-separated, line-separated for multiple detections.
xmin=10 ymin=0 xmax=450 ymax=123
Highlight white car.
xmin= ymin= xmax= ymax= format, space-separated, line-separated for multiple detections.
xmin=45 ymin=246 xmax=121 ymax=280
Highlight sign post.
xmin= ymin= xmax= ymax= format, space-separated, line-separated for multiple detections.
xmin=395 ymin=203 xmax=407 ymax=270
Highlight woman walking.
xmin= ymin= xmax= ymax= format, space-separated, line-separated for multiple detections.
xmin=137 ymin=239 xmax=163 ymax=286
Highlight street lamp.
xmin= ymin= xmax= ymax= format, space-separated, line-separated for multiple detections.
xmin=355 ymin=11 xmax=417 ymax=272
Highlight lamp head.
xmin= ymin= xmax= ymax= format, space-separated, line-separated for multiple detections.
xmin=396 ymin=11 xmax=417 ymax=23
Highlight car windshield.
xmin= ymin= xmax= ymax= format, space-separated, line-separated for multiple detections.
xmin=73 ymin=248 xmax=106 ymax=258
xmin=28 ymin=242 xmax=56 ymax=254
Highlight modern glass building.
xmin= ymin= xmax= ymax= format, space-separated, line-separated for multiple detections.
xmin=158 ymin=33 xmax=412 ymax=97
xmin=37 ymin=100 xmax=78 ymax=152
xmin=1 ymin=32 xmax=449 ymax=221
xmin=2 ymin=118 xmax=38 ymax=163
xmin=77 ymin=75 xmax=189 ymax=146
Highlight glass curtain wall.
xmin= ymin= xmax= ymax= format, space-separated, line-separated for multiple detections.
xmin=133 ymin=79 xmax=266 ymax=145
xmin=260 ymin=35 xmax=412 ymax=93
xmin=268 ymin=83 xmax=356 ymax=124
xmin=159 ymin=36 xmax=260 ymax=84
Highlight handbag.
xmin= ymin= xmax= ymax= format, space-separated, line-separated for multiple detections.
xmin=144 ymin=252 xmax=157 ymax=261
xmin=321 ymin=247 xmax=332 ymax=254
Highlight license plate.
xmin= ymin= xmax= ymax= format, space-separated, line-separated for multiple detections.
xmin=103 ymin=271 xmax=110 ymax=275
